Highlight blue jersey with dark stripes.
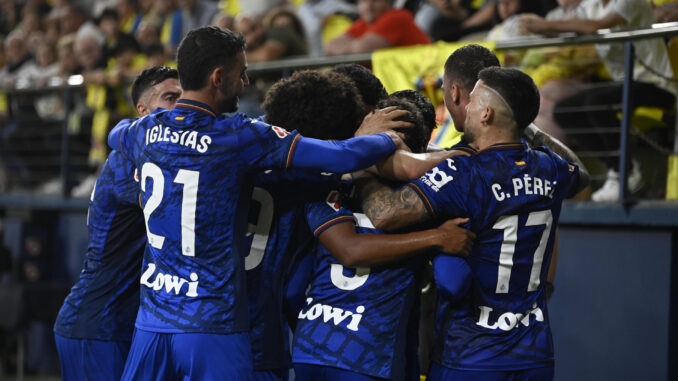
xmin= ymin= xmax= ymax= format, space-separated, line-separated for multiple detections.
xmin=245 ymin=169 xmax=337 ymax=371
xmin=292 ymin=195 xmax=423 ymax=380
xmin=409 ymin=142 xmax=580 ymax=371
xmin=54 ymin=150 xmax=145 ymax=341
xmin=107 ymin=99 xmax=397 ymax=334
xmin=108 ymin=101 xmax=304 ymax=333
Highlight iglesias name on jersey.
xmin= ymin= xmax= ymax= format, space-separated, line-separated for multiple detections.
xmin=54 ymin=150 xmax=145 ymax=341
xmin=409 ymin=142 xmax=580 ymax=371
xmin=292 ymin=194 xmax=423 ymax=380
xmin=107 ymin=99 xmax=396 ymax=334
xmin=245 ymin=169 xmax=337 ymax=371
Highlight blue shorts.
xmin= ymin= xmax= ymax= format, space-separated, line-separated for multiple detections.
xmin=294 ymin=363 xmax=387 ymax=380
xmin=428 ymin=363 xmax=554 ymax=381
xmin=54 ymin=333 xmax=131 ymax=381
xmin=121 ymin=329 xmax=253 ymax=381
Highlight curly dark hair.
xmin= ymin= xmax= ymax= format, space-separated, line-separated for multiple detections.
xmin=390 ymin=89 xmax=436 ymax=141
xmin=332 ymin=64 xmax=387 ymax=109
xmin=262 ymin=70 xmax=367 ymax=140
xmin=376 ymin=97 xmax=427 ymax=154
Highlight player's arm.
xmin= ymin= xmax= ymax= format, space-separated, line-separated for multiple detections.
xmin=318 ymin=218 xmax=475 ymax=267
xmin=290 ymin=107 xmax=412 ymax=173
xmin=372 ymin=149 xmax=471 ymax=181
xmin=523 ymin=124 xmax=590 ymax=193
xmin=432 ymin=254 xmax=472 ymax=303
xmin=354 ymin=172 xmax=432 ymax=231
xmin=107 ymin=117 xmax=143 ymax=161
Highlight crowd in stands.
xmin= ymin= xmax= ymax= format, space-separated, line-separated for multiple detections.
xmin=0 ymin=0 xmax=676 ymax=200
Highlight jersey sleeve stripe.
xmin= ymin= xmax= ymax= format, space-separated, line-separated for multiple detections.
xmin=285 ymin=134 xmax=302 ymax=169
xmin=407 ymin=183 xmax=436 ymax=218
xmin=313 ymin=216 xmax=354 ymax=237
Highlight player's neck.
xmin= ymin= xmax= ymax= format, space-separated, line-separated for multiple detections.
xmin=472 ymin=127 xmax=521 ymax=151
xmin=180 ymin=90 xmax=219 ymax=114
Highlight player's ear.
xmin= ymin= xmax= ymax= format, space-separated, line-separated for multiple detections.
xmin=451 ymin=84 xmax=460 ymax=104
xmin=137 ymin=103 xmax=148 ymax=117
xmin=481 ymin=106 xmax=493 ymax=125
xmin=210 ymin=66 xmax=224 ymax=88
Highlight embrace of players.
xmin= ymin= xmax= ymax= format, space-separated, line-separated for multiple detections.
xmin=55 ymin=24 xmax=590 ymax=381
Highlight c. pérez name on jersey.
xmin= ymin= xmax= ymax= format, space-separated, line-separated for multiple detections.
xmin=298 ymin=297 xmax=365 ymax=332
xmin=491 ymin=174 xmax=556 ymax=202
xmin=145 ymin=125 xmax=212 ymax=153
xmin=140 ymin=263 xmax=199 ymax=297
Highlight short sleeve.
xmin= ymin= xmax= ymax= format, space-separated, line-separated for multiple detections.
xmin=563 ymin=161 xmax=582 ymax=199
xmin=408 ymin=156 xmax=470 ymax=220
xmin=305 ymin=190 xmax=355 ymax=238
xmin=237 ymin=117 xmax=301 ymax=170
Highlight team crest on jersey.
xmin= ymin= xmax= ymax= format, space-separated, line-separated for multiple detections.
xmin=568 ymin=163 xmax=575 ymax=172
xmin=326 ymin=190 xmax=341 ymax=211
xmin=271 ymin=125 xmax=290 ymax=138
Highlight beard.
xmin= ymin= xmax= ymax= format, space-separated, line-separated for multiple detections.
xmin=217 ymin=81 xmax=239 ymax=114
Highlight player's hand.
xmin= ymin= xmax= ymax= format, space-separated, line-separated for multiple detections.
xmin=355 ymin=106 xmax=413 ymax=137
xmin=518 ymin=13 xmax=544 ymax=35
xmin=435 ymin=218 xmax=475 ymax=257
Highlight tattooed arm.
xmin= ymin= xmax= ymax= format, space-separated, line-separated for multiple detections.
xmin=524 ymin=123 xmax=591 ymax=193
xmin=353 ymin=172 xmax=432 ymax=231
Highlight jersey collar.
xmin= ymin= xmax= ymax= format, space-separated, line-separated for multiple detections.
xmin=478 ymin=141 xmax=526 ymax=153
xmin=174 ymin=99 xmax=217 ymax=117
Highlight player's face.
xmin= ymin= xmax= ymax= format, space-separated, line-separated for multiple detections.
xmin=148 ymin=78 xmax=182 ymax=112
xmin=442 ymin=74 xmax=465 ymax=133
xmin=217 ymin=50 xmax=249 ymax=114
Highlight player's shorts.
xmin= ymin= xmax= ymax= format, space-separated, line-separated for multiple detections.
xmin=253 ymin=368 xmax=289 ymax=381
xmin=121 ymin=328 xmax=253 ymax=381
xmin=294 ymin=363 xmax=387 ymax=380
xmin=54 ymin=333 xmax=131 ymax=381
xmin=427 ymin=363 xmax=554 ymax=381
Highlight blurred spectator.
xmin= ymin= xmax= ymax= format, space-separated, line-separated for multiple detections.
xmin=105 ymin=36 xmax=143 ymax=87
xmin=0 ymin=0 xmax=20 ymax=36
xmin=74 ymin=24 xmax=107 ymax=85
xmin=297 ymin=0 xmax=358 ymax=56
xmin=136 ymin=20 xmax=162 ymax=51
xmin=21 ymin=41 xmax=59 ymax=86
xmin=415 ymin=0 xmax=478 ymax=39
xmin=143 ymin=42 xmax=170 ymax=68
xmin=520 ymin=0 xmax=677 ymax=201
xmin=56 ymin=34 xmax=82 ymax=78
xmin=178 ymin=0 xmax=219 ymax=36
xmin=654 ymin=1 xmax=678 ymax=22
xmin=325 ymin=0 xmax=430 ymax=55
xmin=235 ymin=8 xmax=307 ymax=63
xmin=485 ymin=0 xmax=532 ymax=41
xmin=212 ymin=12 xmax=235 ymax=31
xmin=58 ymin=4 xmax=88 ymax=36
xmin=117 ymin=0 xmax=144 ymax=35
xmin=239 ymin=0 xmax=285 ymax=18
xmin=98 ymin=8 xmax=139 ymax=64
xmin=150 ymin=0 xmax=183 ymax=55
xmin=0 ymin=30 xmax=36 ymax=88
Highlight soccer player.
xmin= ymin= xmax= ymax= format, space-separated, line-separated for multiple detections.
xmin=292 ymin=95 xmax=472 ymax=381
xmin=53 ymin=66 xmax=181 ymax=381
xmin=107 ymin=26 xmax=414 ymax=380
xmin=356 ymin=67 xmax=589 ymax=380
xmin=246 ymin=70 xmax=474 ymax=381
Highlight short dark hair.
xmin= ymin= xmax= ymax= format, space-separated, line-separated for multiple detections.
xmin=262 ymin=70 xmax=367 ymax=140
xmin=332 ymin=64 xmax=387 ymax=109
xmin=444 ymin=44 xmax=500 ymax=95
xmin=390 ymin=89 xmax=436 ymax=141
xmin=131 ymin=66 xmax=179 ymax=106
xmin=478 ymin=67 xmax=540 ymax=130
xmin=376 ymin=97 xmax=427 ymax=154
xmin=176 ymin=26 xmax=246 ymax=91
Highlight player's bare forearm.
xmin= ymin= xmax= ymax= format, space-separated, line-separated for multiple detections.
xmin=524 ymin=125 xmax=590 ymax=192
xmin=319 ymin=218 xmax=474 ymax=266
xmin=354 ymin=173 xmax=431 ymax=231
xmin=373 ymin=149 xmax=468 ymax=181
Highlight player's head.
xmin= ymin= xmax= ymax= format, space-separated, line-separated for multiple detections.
xmin=390 ymin=89 xmax=436 ymax=142
xmin=176 ymin=26 xmax=248 ymax=113
xmin=332 ymin=64 xmax=387 ymax=112
xmin=376 ymin=96 xmax=427 ymax=154
xmin=262 ymin=70 xmax=367 ymax=140
xmin=131 ymin=66 xmax=182 ymax=116
xmin=443 ymin=44 xmax=500 ymax=132
xmin=464 ymin=67 xmax=539 ymax=143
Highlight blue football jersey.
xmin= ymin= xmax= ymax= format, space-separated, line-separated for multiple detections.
xmin=245 ymin=169 xmax=337 ymax=371
xmin=54 ymin=150 xmax=145 ymax=341
xmin=107 ymin=99 xmax=397 ymax=334
xmin=409 ymin=142 xmax=580 ymax=371
xmin=292 ymin=195 xmax=423 ymax=380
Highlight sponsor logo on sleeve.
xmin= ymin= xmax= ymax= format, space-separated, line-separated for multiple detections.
xmin=326 ymin=190 xmax=341 ymax=211
xmin=271 ymin=126 xmax=291 ymax=138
